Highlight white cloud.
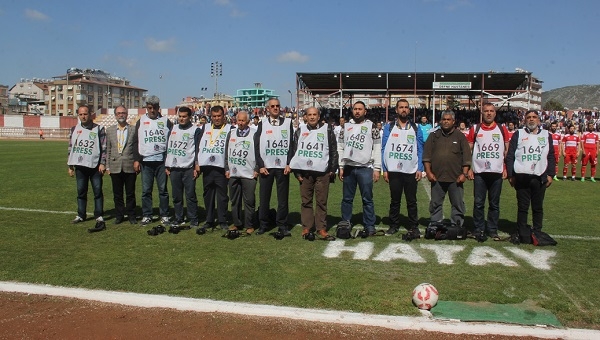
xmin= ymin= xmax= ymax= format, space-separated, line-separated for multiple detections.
xmin=276 ymin=51 xmax=309 ymax=63
xmin=230 ymin=8 xmax=246 ymax=17
xmin=214 ymin=0 xmax=245 ymax=18
xmin=144 ymin=37 xmax=176 ymax=52
xmin=25 ymin=8 xmax=50 ymax=21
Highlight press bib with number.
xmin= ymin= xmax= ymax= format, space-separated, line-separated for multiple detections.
xmin=259 ymin=118 xmax=291 ymax=169
xmin=290 ymin=124 xmax=329 ymax=172
xmin=68 ymin=123 xmax=101 ymax=168
xmin=513 ymin=129 xmax=550 ymax=176
xmin=227 ymin=128 xmax=257 ymax=179
xmin=472 ymin=124 xmax=505 ymax=173
xmin=383 ymin=124 xmax=418 ymax=173
xmin=342 ymin=121 xmax=373 ymax=164
xmin=165 ymin=125 xmax=198 ymax=168
xmin=198 ymin=124 xmax=230 ymax=167
xmin=138 ymin=115 xmax=169 ymax=157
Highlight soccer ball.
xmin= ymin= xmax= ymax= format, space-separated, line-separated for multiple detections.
xmin=412 ymin=283 xmax=439 ymax=310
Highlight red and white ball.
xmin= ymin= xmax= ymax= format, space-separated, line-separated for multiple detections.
xmin=412 ymin=283 xmax=439 ymax=310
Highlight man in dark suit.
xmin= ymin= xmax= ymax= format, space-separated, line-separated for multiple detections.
xmin=106 ymin=105 xmax=138 ymax=224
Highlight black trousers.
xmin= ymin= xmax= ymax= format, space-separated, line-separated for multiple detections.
xmin=387 ymin=172 xmax=418 ymax=230
xmin=202 ymin=166 xmax=229 ymax=224
xmin=258 ymin=168 xmax=289 ymax=229
xmin=514 ymin=174 xmax=547 ymax=242
xmin=110 ymin=172 xmax=137 ymax=219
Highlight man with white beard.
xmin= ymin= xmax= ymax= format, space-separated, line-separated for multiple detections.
xmin=505 ymin=110 xmax=555 ymax=244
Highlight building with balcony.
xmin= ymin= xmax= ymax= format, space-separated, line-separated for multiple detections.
xmin=0 ymin=84 xmax=8 ymax=114
xmin=46 ymin=68 xmax=147 ymax=116
xmin=233 ymin=83 xmax=279 ymax=108
xmin=8 ymin=79 xmax=49 ymax=114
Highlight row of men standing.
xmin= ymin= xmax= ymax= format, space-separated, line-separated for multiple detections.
xmin=67 ymin=97 xmax=554 ymax=244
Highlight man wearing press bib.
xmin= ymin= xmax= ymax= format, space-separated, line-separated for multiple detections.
xmin=466 ymin=103 xmax=510 ymax=241
xmin=254 ymin=98 xmax=294 ymax=235
xmin=197 ymin=105 xmax=231 ymax=230
xmin=382 ymin=99 xmax=424 ymax=236
xmin=338 ymin=101 xmax=382 ymax=236
xmin=290 ymin=107 xmax=338 ymax=240
xmin=225 ymin=111 xmax=258 ymax=234
xmin=506 ymin=110 xmax=555 ymax=244
xmin=132 ymin=95 xmax=173 ymax=225
xmin=165 ymin=107 xmax=201 ymax=228
xmin=67 ymin=105 xmax=107 ymax=232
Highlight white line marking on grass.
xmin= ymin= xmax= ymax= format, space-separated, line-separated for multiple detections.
xmin=0 ymin=206 xmax=78 ymax=215
xmin=0 ymin=281 xmax=598 ymax=340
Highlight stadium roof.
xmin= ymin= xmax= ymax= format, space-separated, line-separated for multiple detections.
xmin=296 ymin=72 xmax=532 ymax=97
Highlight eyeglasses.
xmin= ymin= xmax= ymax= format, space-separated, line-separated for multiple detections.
xmin=270 ymin=104 xmax=280 ymax=108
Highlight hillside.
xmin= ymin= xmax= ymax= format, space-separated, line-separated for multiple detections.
xmin=542 ymin=85 xmax=600 ymax=110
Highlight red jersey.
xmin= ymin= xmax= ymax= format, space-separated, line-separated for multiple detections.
xmin=507 ymin=129 xmax=516 ymax=141
xmin=562 ymin=134 xmax=580 ymax=153
xmin=582 ymin=132 xmax=599 ymax=150
xmin=551 ymin=133 xmax=562 ymax=149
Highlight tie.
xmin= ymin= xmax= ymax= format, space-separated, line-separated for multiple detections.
xmin=272 ymin=119 xmax=278 ymax=126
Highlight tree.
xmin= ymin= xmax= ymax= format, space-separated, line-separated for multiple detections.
xmin=543 ymin=99 xmax=564 ymax=111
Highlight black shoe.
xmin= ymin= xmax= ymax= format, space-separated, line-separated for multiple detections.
xmin=196 ymin=227 xmax=207 ymax=235
xmin=472 ymin=230 xmax=487 ymax=242
xmin=256 ymin=228 xmax=267 ymax=235
xmin=88 ymin=221 xmax=106 ymax=233
xmin=385 ymin=227 xmax=399 ymax=236
xmin=114 ymin=217 xmax=124 ymax=225
xmin=278 ymin=228 xmax=291 ymax=237
xmin=129 ymin=216 xmax=138 ymax=224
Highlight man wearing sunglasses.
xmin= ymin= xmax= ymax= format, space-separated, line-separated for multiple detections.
xmin=254 ymin=98 xmax=294 ymax=236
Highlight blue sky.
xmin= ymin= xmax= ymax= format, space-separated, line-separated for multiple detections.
xmin=1 ymin=0 xmax=599 ymax=108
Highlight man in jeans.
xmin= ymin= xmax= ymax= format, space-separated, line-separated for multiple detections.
xmin=67 ymin=105 xmax=107 ymax=232
xmin=466 ymin=103 xmax=510 ymax=242
xmin=338 ymin=101 xmax=382 ymax=236
xmin=132 ymin=95 xmax=173 ymax=225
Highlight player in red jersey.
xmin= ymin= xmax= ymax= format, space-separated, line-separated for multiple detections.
xmin=561 ymin=125 xmax=580 ymax=181
xmin=506 ymin=121 xmax=516 ymax=140
xmin=458 ymin=121 xmax=470 ymax=137
xmin=580 ymin=122 xmax=599 ymax=182
xmin=548 ymin=121 xmax=562 ymax=180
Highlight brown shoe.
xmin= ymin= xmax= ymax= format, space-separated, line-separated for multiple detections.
xmin=302 ymin=228 xmax=310 ymax=237
xmin=318 ymin=230 xmax=336 ymax=241
xmin=228 ymin=226 xmax=239 ymax=231
xmin=245 ymin=228 xmax=254 ymax=234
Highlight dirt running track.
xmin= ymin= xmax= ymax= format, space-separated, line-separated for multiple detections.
xmin=0 ymin=292 xmax=549 ymax=340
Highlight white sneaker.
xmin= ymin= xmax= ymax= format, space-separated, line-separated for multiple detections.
xmin=71 ymin=216 xmax=84 ymax=224
xmin=160 ymin=216 xmax=171 ymax=224
xmin=96 ymin=216 xmax=104 ymax=222
xmin=141 ymin=217 xmax=152 ymax=225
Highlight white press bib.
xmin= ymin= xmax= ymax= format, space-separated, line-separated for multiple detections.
xmin=472 ymin=124 xmax=505 ymax=174
xmin=165 ymin=125 xmax=198 ymax=168
xmin=259 ymin=118 xmax=291 ymax=169
xmin=227 ymin=127 xmax=257 ymax=179
xmin=383 ymin=124 xmax=418 ymax=173
xmin=68 ymin=123 xmax=101 ymax=168
xmin=342 ymin=121 xmax=374 ymax=164
xmin=198 ymin=124 xmax=230 ymax=167
xmin=513 ymin=129 xmax=550 ymax=176
xmin=138 ymin=115 xmax=169 ymax=157
xmin=290 ymin=124 xmax=329 ymax=172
